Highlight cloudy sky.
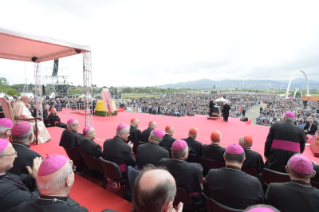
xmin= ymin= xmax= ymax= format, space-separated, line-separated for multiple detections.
xmin=0 ymin=0 xmax=319 ymax=87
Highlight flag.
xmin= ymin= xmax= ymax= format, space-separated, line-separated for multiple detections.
xmin=271 ymin=91 xmax=275 ymax=94
xmin=288 ymin=96 xmax=293 ymax=100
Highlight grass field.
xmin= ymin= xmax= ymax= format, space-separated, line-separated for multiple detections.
xmin=121 ymin=94 xmax=162 ymax=99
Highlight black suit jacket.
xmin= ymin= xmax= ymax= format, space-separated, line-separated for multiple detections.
xmin=159 ymin=134 xmax=176 ymax=148
xmin=312 ymin=165 xmax=319 ymax=183
xmin=103 ymin=136 xmax=136 ymax=167
xmin=209 ymin=101 xmax=215 ymax=109
xmin=182 ymin=137 xmax=202 ymax=159
xmin=79 ymin=139 xmax=103 ymax=158
xmin=59 ymin=130 xmax=84 ymax=149
xmin=136 ymin=143 xmax=169 ymax=169
xmin=128 ymin=125 xmax=142 ymax=142
xmin=304 ymin=122 xmax=318 ymax=135
xmin=265 ymin=180 xmax=319 ymax=212
xmin=43 ymin=109 xmax=48 ymax=119
xmin=264 ymin=121 xmax=306 ymax=173
xmin=204 ymin=166 xmax=264 ymax=209
xmin=202 ymin=144 xmax=225 ymax=161
xmin=48 ymin=113 xmax=60 ymax=122
xmin=160 ymin=158 xmax=203 ymax=193
xmin=242 ymin=148 xmax=265 ymax=174
xmin=9 ymin=142 xmax=42 ymax=175
xmin=141 ymin=127 xmax=152 ymax=143
xmin=222 ymin=104 xmax=231 ymax=116
xmin=0 ymin=173 xmax=39 ymax=212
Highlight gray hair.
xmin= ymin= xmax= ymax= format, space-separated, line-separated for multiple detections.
xmin=150 ymin=130 xmax=162 ymax=142
xmin=287 ymin=164 xmax=313 ymax=180
xmin=171 ymin=147 xmax=188 ymax=159
xmin=239 ymin=136 xmax=252 ymax=148
xmin=0 ymin=125 xmax=10 ymax=134
xmin=116 ymin=126 xmax=130 ymax=136
xmin=11 ymin=127 xmax=33 ymax=142
xmin=224 ymin=152 xmax=246 ymax=164
xmin=67 ymin=121 xmax=78 ymax=130
xmin=37 ymin=162 xmax=72 ymax=191
xmin=284 ymin=115 xmax=295 ymax=122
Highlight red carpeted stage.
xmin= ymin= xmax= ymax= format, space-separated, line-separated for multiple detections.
xmin=30 ymin=110 xmax=318 ymax=211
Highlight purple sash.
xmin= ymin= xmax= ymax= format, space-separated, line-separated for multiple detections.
xmin=271 ymin=139 xmax=300 ymax=153
xmin=118 ymin=163 xmax=128 ymax=172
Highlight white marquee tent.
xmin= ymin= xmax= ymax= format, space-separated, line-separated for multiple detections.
xmin=0 ymin=27 xmax=93 ymax=126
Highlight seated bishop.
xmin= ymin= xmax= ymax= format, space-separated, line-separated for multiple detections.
xmin=59 ymin=119 xmax=84 ymax=150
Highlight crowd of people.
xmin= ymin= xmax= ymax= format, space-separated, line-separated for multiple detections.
xmin=1 ymin=107 xmax=319 ymax=212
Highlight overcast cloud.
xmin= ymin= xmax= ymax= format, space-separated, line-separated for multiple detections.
xmin=0 ymin=0 xmax=318 ymax=87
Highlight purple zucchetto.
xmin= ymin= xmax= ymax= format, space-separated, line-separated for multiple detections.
xmin=67 ymin=119 xmax=76 ymax=124
xmin=288 ymin=155 xmax=313 ymax=175
xmin=38 ymin=154 xmax=68 ymax=176
xmin=0 ymin=138 xmax=9 ymax=153
xmin=247 ymin=207 xmax=275 ymax=212
xmin=226 ymin=143 xmax=244 ymax=154
xmin=172 ymin=140 xmax=187 ymax=151
xmin=152 ymin=129 xmax=164 ymax=139
xmin=117 ymin=123 xmax=127 ymax=131
xmin=11 ymin=121 xmax=32 ymax=136
xmin=284 ymin=111 xmax=295 ymax=118
xmin=0 ymin=118 xmax=13 ymax=129
xmin=83 ymin=126 xmax=92 ymax=134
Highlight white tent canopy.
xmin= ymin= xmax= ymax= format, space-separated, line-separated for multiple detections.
xmin=0 ymin=27 xmax=91 ymax=63
xmin=215 ymin=97 xmax=229 ymax=103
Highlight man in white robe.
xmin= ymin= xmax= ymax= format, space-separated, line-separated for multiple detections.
xmin=13 ymin=96 xmax=51 ymax=144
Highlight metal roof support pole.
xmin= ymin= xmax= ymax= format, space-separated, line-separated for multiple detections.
xmin=34 ymin=62 xmax=43 ymax=122
xmin=83 ymin=51 xmax=93 ymax=127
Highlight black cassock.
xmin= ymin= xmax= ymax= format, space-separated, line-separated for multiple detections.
xmin=79 ymin=138 xmax=103 ymax=158
xmin=204 ymin=166 xmax=264 ymax=209
xmin=159 ymin=134 xmax=176 ymax=148
xmin=48 ymin=113 xmax=67 ymax=129
xmin=265 ymin=180 xmax=319 ymax=212
xmin=59 ymin=130 xmax=84 ymax=149
xmin=136 ymin=143 xmax=169 ymax=169
xmin=209 ymin=100 xmax=215 ymax=116
xmin=242 ymin=148 xmax=265 ymax=174
xmin=182 ymin=137 xmax=202 ymax=159
xmin=0 ymin=172 xmax=39 ymax=212
xmin=9 ymin=142 xmax=42 ymax=175
xmin=14 ymin=195 xmax=88 ymax=212
xmin=141 ymin=127 xmax=152 ymax=143
xmin=128 ymin=125 xmax=142 ymax=142
xmin=202 ymin=144 xmax=225 ymax=161
xmin=160 ymin=158 xmax=203 ymax=193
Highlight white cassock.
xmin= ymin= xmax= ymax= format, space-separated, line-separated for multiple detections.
xmin=13 ymin=101 xmax=51 ymax=143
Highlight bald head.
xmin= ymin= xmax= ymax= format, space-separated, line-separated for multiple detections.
xmin=20 ymin=96 xmax=30 ymax=104
xmin=133 ymin=166 xmax=176 ymax=212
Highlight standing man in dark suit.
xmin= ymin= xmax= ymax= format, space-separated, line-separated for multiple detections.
xmin=159 ymin=126 xmax=176 ymax=148
xmin=103 ymin=124 xmax=135 ymax=174
xmin=141 ymin=121 xmax=156 ymax=143
xmin=136 ymin=129 xmax=169 ymax=169
xmin=264 ymin=111 xmax=306 ymax=173
xmin=202 ymin=130 xmax=225 ymax=161
xmin=9 ymin=121 xmax=42 ymax=175
xmin=265 ymin=155 xmax=319 ymax=212
xmin=209 ymin=99 xmax=215 ymax=117
xmin=160 ymin=140 xmax=204 ymax=209
xmin=182 ymin=128 xmax=202 ymax=159
xmin=79 ymin=126 xmax=102 ymax=158
xmin=222 ymin=102 xmax=231 ymax=122
xmin=204 ymin=144 xmax=264 ymax=210
xmin=239 ymin=135 xmax=264 ymax=174
xmin=128 ymin=118 xmax=142 ymax=143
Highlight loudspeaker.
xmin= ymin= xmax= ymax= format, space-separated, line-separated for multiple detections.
xmin=42 ymin=85 xmax=45 ymax=95
xmin=188 ymin=112 xmax=194 ymax=116
xmin=240 ymin=117 xmax=248 ymax=122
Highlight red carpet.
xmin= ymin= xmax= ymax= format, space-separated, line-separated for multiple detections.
xmin=30 ymin=110 xmax=318 ymax=211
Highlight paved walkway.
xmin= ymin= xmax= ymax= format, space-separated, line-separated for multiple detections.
xmin=245 ymin=103 xmax=268 ymax=126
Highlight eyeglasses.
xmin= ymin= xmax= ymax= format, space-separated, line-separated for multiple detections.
xmin=72 ymin=165 xmax=76 ymax=172
xmin=0 ymin=151 xmax=17 ymax=157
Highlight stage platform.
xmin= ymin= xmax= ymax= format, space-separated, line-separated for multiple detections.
xmin=30 ymin=109 xmax=319 ymax=211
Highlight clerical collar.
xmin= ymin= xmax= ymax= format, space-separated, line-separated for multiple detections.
xmin=244 ymin=147 xmax=251 ymax=151
xmin=149 ymin=141 xmax=159 ymax=145
xmin=11 ymin=142 xmax=30 ymax=148
xmin=210 ymin=143 xmax=219 ymax=146
xmin=38 ymin=195 xmax=68 ymax=204
xmin=291 ymin=179 xmax=311 ymax=187
xmin=114 ymin=136 xmax=126 ymax=143
xmin=225 ymin=165 xmax=241 ymax=171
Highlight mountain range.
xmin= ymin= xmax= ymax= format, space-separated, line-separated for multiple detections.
xmin=155 ymin=78 xmax=319 ymax=90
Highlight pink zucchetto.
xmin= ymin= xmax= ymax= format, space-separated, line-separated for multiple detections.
xmin=247 ymin=207 xmax=275 ymax=212
xmin=0 ymin=118 xmax=13 ymax=129
xmin=83 ymin=126 xmax=92 ymax=134
xmin=172 ymin=140 xmax=187 ymax=151
xmin=284 ymin=111 xmax=295 ymax=118
xmin=117 ymin=123 xmax=127 ymax=131
xmin=153 ymin=129 xmax=164 ymax=139
xmin=67 ymin=119 xmax=76 ymax=124
xmin=288 ymin=155 xmax=313 ymax=175
xmin=11 ymin=121 xmax=32 ymax=136
xmin=226 ymin=143 xmax=244 ymax=154
xmin=38 ymin=154 xmax=68 ymax=176
xmin=0 ymin=138 xmax=9 ymax=153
